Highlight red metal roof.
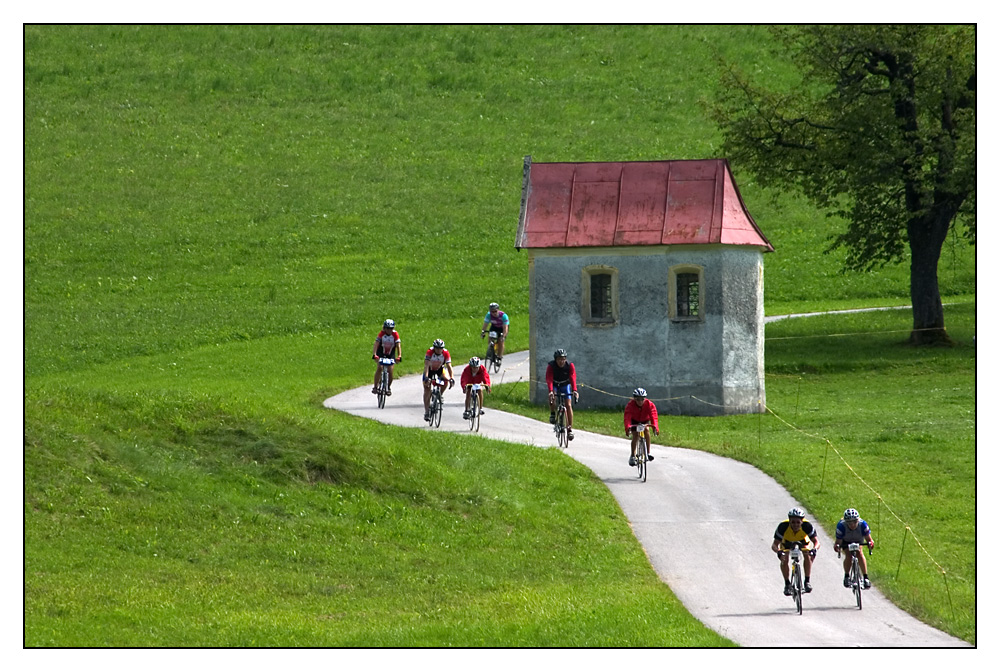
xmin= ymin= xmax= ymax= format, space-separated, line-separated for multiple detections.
xmin=515 ymin=158 xmax=773 ymax=252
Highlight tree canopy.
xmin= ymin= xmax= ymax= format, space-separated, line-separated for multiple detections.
xmin=711 ymin=25 xmax=975 ymax=342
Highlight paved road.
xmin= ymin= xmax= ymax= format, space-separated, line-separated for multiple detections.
xmin=324 ymin=350 xmax=968 ymax=647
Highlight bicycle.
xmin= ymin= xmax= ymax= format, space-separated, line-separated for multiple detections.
xmin=839 ymin=542 xmax=872 ymax=610
xmin=779 ymin=542 xmax=813 ymax=615
xmin=631 ymin=422 xmax=649 ymax=482
xmin=484 ymin=330 xmax=503 ymax=373
xmin=467 ymin=383 xmax=483 ymax=432
xmin=427 ymin=377 xmax=447 ymax=428
xmin=553 ymin=392 xmax=570 ymax=447
xmin=374 ymin=357 xmax=395 ymax=409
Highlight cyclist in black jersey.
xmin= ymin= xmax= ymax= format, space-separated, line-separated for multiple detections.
xmin=545 ymin=349 xmax=579 ymax=441
xmin=771 ymin=507 xmax=820 ymax=596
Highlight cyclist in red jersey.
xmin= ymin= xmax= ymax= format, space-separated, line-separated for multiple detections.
xmin=422 ymin=339 xmax=455 ymax=421
xmin=372 ymin=319 xmax=401 ymax=395
xmin=623 ymin=388 xmax=658 ymax=466
xmin=461 ymin=357 xmax=491 ymax=420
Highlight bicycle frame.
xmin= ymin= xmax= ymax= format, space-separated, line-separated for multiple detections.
xmin=553 ymin=393 xmax=569 ymax=447
xmin=632 ymin=422 xmax=649 ymax=481
xmin=468 ymin=383 xmax=482 ymax=432
xmin=789 ymin=544 xmax=804 ymax=614
xmin=485 ymin=331 xmax=502 ymax=372
xmin=376 ymin=357 xmax=395 ymax=409
xmin=847 ymin=542 xmax=863 ymax=609
xmin=427 ymin=378 xmax=446 ymax=428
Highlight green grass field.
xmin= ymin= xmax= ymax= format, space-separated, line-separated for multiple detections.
xmin=24 ymin=25 xmax=975 ymax=646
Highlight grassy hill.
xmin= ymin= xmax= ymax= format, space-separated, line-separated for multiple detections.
xmin=24 ymin=25 xmax=974 ymax=645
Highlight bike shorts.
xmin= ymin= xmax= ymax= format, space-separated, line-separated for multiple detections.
xmin=552 ymin=383 xmax=573 ymax=398
xmin=424 ymin=372 xmax=447 ymax=386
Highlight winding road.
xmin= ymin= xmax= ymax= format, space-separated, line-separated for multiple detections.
xmin=324 ymin=348 xmax=968 ymax=647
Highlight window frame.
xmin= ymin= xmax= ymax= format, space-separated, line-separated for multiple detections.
xmin=668 ymin=264 xmax=705 ymax=322
xmin=581 ymin=265 xmax=619 ymax=327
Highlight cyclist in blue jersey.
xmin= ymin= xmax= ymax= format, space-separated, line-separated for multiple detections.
xmin=834 ymin=508 xmax=875 ymax=589
xmin=480 ymin=302 xmax=509 ymax=361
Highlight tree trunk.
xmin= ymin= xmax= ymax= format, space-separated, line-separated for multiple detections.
xmin=907 ymin=212 xmax=953 ymax=345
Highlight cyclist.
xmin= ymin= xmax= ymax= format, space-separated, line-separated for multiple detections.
xmin=422 ymin=339 xmax=455 ymax=421
xmin=833 ymin=508 xmax=875 ymax=589
xmin=372 ymin=319 xmax=401 ymax=396
xmin=461 ymin=356 xmax=491 ymax=420
xmin=623 ymin=388 xmax=658 ymax=466
xmin=546 ymin=348 xmax=579 ymax=441
xmin=771 ymin=507 xmax=820 ymax=596
xmin=480 ymin=302 xmax=510 ymax=362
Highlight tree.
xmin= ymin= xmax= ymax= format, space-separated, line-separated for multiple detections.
xmin=711 ymin=25 xmax=975 ymax=344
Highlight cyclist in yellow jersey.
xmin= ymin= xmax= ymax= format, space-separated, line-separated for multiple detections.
xmin=770 ymin=507 xmax=820 ymax=596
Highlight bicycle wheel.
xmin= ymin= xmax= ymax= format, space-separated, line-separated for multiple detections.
xmin=638 ymin=438 xmax=647 ymax=482
xmin=377 ymin=370 xmax=387 ymax=409
xmin=852 ymin=557 xmax=863 ymax=610
xmin=555 ymin=406 xmax=566 ymax=447
xmin=469 ymin=395 xmax=479 ymax=432
xmin=426 ymin=391 xmax=437 ymax=427
xmin=433 ymin=391 xmax=443 ymax=428
xmin=792 ymin=564 xmax=803 ymax=615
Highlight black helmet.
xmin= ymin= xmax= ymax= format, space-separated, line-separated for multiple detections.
xmin=554 ymin=348 xmax=567 ymax=359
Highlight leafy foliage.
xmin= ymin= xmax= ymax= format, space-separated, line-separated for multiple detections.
xmin=712 ymin=25 xmax=975 ymax=273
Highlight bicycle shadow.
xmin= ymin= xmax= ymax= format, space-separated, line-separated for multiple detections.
xmin=716 ymin=604 xmax=868 ymax=618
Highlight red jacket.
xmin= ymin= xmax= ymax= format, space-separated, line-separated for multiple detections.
xmin=461 ymin=365 xmax=491 ymax=388
xmin=623 ymin=399 xmax=659 ymax=432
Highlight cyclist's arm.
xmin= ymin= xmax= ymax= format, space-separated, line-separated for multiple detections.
xmin=545 ymin=365 xmax=554 ymax=393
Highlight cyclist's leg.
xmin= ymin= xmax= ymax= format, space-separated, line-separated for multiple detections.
xmin=497 ymin=333 xmax=505 ymax=358
xmin=463 ymin=386 xmax=472 ymax=418
xmin=643 ymin=427 xmax=653 ymax=460
xmin=422 ymin=378 xmax=431 ymax=411
xmin=477 ymin=387 xmax=485 ymax=413
xmin=779 ymin=550 xmax=791 ymax=582
xmin=803 ymin=551 xmax=814 ymax=590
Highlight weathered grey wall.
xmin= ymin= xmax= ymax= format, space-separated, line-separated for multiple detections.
xmin=527 ymin=245 xmax=765 ymax=415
